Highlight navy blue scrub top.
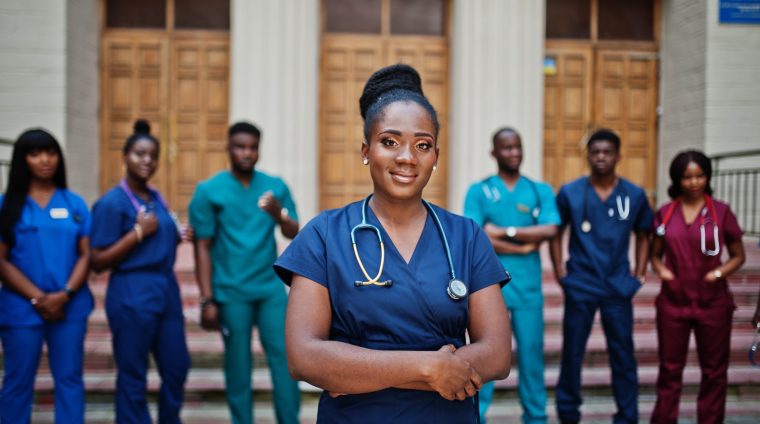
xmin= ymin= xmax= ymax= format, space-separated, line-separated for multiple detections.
xmin=556 ymin=177 xmax=653 ymax=299
xmin=274 ymin=200 xmax=509 ymax=424
xmin=90 ymin=186 xmax=181 ymax=314
xmin=0 ymin=189 xmax=93 ymax=327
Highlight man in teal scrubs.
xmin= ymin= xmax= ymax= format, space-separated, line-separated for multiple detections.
xmin=464 ymin=127 xmax=560 ymax=424
xmin=189 ymin=122 xmax=300 ymax=424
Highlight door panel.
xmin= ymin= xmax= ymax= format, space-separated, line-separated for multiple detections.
xmin=543 ymin=45 xmax=593 ymax=188
xmin=594 ymin=49 xmax=658 ymax=199
xmin=101 ymin=35 xmax=170 ymax=196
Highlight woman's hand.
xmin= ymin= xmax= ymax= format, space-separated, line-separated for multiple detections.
xmin=703 ymin=269 xmax=721 ymax=283
xmin=658 ymin=268 xmax=675 ymax=281
xmin=33 ymin=292 xmax=67 ymax=321
xmin=136 ymin=210 xmax=159 ymax=237
xmin=427 ymin=344 xmax=481 ymax=401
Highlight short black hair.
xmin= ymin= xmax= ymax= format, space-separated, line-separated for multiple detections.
xmin=492 ymin=127 xmax=521 ymax=147
xmin=228 ymin=121 xmax=261 ymax=139
xmin=123 ymin=119 xmax=159 ymax=155
xmin=587 ymin=128 xmax=621 ymax=151
xmin=359 ymin=63 xmax=439 ymax=140
xmin=667 ymin=149 xmax=713 ymax=199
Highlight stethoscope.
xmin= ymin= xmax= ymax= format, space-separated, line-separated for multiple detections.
xmin=655 ymin=194 xmax=720 ymax=256
xmin=580 ymin=178 xmax=630 ymax=233
xmin=120 ymin=179 xmax=184 ymax=236
xmin=750 ymin=323 xmax=760 ymax=367
xmin=351 ymin=195 xmax=469 ymax=301
xmin=481 ymin=177 xmax=541 ymax=221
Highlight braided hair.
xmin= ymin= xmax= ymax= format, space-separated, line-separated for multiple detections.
xmin=358 ymin=64 xmax=439 ymax=140
xmin=123 ymin=119 xmax=159 ymax=155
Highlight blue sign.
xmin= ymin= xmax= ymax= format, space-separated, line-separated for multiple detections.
xmin=720 ymin=0 xmax=760 ymax=24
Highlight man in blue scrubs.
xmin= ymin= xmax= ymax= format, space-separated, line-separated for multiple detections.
xmin=464 ymin=127 xmax=560 ymax=424
xmin=549 ymin=129 xmax=652 ymax=424
xmin=189 ymin=122 xmax=300 ymax=424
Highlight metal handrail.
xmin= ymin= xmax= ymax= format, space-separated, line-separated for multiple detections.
xmin=711 ymin=150 xmax=760 ymax=237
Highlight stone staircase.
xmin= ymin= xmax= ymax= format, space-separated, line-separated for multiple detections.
xmin=2 ymin=243 xmax=760 ymax=423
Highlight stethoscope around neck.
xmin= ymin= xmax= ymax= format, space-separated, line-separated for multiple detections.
xmin=655 ymin=194 xmax=720 ymax=256
xmin=351 ymin=195 xmax=469 ymax=301
xmin=580 ymin=178 xmax=630 ymax=233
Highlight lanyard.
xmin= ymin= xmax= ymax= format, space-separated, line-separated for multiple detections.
xmin=119 ymin=178 xmax=168 ymax=213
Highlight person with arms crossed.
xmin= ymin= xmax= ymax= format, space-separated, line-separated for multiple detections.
xmin=274 ymin=64 xmax=511 ymax=423
xmin=0 ymin=129 xmax=93 ymax=424
xmin=189 ymin=122 xmax=300 ymax=424
xmin=464 ymin=127 xmax=559 ymax=424
xmin=549 ymin=129 xmax=653 ymax=424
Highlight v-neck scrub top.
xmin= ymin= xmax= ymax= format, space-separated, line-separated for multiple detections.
xmin=654 ymin=199 xmax=742 ymax=306
xmin=189 ymin=170 xmax=298 ymax=303
xmin=556 ymin=177 xmax=653 ymax=299
xmin=0 ymin=189 xmax=93 ymax=327
xmin=274 ymin=200 xmax=509 ymax=424
xmin=464 ymin=175 xmax=561 ymax=309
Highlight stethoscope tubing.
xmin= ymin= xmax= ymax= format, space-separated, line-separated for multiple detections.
xmin=580 ymin=177 xmax=630 ymax=232
xmin=656 ymin=195 xmax=720 ymax=256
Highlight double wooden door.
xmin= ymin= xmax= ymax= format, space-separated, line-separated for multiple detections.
xmin=100 ymin=32 xmax=229 ymax=216
xmin=543 ymin=42 xmax=659 ymax=200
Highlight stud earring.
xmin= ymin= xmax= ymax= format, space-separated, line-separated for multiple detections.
xmin=362 ymin=158 xmax=369 ymax=165
xmin=433 ymin=165 xmax=437 ymax=172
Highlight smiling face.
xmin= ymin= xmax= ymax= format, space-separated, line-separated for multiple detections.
xmin=26 ymin=148 xmax=59 ymax=182
xmin=679 ymin=161 xmax=708 ymax=200
xmin=361 ymin=101 xmax=439 ymax=203
xmin=124 ymin=138 xmax=158 ymax=182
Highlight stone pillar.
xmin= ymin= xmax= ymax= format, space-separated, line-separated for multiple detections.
xmin=449 ymin=0 xmax=545 ymax=212
xmin=230 ymin=0 xmax=320 ymax=220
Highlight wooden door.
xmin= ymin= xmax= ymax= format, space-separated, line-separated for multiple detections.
xmin=319 ymin=0 xmax=449 ymax=210
xmin=543 ymin=43 xmax=593 ymax=187
xmin=100 ymin=34 xmax=170 ymax=196
xmin=594 ymin=49 xmax=658 ymax=196
xmin=100 ymin=0 xmax=230 ymax=217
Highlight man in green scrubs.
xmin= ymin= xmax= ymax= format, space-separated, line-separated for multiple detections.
xmin=464 ymin=127 xmax=560 ymax=424
xmin=189 ymin=122 xmax=300 ymax=424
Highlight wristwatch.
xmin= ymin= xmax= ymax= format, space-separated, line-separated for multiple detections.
xmin=64 ymin=285 xmax=74 ymax=299
xmin=199 ymin=296 xmax=215 ymax=309
xmin=505 ymin=226 xmax=517 ymax=238
xmin=713 ymin=269 xmax=723 ymax=279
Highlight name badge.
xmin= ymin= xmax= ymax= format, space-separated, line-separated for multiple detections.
xmin=50 ymin=208 xmax=70 ymax=219
xmin=517 ymin=204 xmax=531 ymax=214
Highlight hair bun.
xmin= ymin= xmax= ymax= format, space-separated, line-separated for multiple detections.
xmin=133 ymin=119 xmax=151 ymax=135
xmin=359 ymin=64 xmax=424 ymax=119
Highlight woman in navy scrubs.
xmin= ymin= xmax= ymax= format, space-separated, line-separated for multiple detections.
xmin=90 ymin=120 xmax=190 ymax=423
xmin=0 ymin=129 xmax=93 ymax=423
xmin=274 ymin=64 xmax=511 ymax=423
xmin=650 ymin=150 xmax=745 ymax=424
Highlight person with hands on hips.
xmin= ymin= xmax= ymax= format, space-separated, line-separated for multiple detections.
xmin=274 ymin=64 xmax=511 ymax=423
xmin=549 ymin=129 xmax=653 ymax=424
xmin=189 ymin=122 xmax=300 ymax=424
xmin=0 ymin=129 xmax=94 ymax=424
xmin=89 ymin=120 xmax=191 ymax=424
xmin=650 ymin=150 xmax=745 ymax=424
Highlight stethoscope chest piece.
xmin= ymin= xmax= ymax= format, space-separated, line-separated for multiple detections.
xmin=581 ymin=220 xmax=592 ymax=233
xmin=656 ymin=224 xmax=666 ymax=237
xmin=447 ymin=278 xmax=468 ymax=301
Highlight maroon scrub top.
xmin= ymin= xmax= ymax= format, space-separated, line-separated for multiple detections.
xmin=654 ymin=199 xmax=743 ymax=306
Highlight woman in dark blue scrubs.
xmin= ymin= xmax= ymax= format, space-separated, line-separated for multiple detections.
xmin=0 ymin=129 xmax=93 ymax=423
xmin=274 ymin=64 xmax=512 ymax=423
xmin=90 ymin=120 xmax=190 ymax=423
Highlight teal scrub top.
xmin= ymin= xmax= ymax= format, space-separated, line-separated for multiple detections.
xmin=464 ymin=175 xmax=560 ymax=309
xmin=189 ymin=170 xmax=298 ymax=303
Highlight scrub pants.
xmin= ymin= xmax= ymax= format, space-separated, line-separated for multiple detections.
xmin=556 ymin=294 xmax=638 ymax=424
xmin=218 ymin=290 xmax=300 ymax=424
xmin=479 ymin=307 xmax=547 ymax=424
xmin=650 ymin=296 xmax=733 ymax=424
xmin=107 ymin=305 xmax=190 ymax=424
xmin=0 ymin=321 xmax=87 ymax=424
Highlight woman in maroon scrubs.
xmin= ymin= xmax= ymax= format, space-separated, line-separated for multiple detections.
xmin=650 ymin=150 xmax=745 ymax=424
